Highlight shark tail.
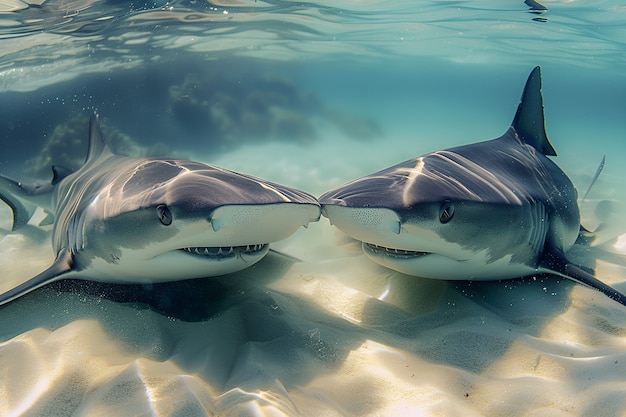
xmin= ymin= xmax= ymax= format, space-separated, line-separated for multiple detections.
xmin=0 ymin=249 xmax=74 ymax=306
xmin=581 ymin=155 xmax=606 ymax=202
xmin=541 ymin=249 xmax=626 ymax=307
xmin=0 ymin=165 xmax=70 ymax=230
xmin=0 ymin=174 xmax=33 ymax=230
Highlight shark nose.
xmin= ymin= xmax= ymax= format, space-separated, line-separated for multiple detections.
xmin=323 ymin=205 xmax=402 ymax=237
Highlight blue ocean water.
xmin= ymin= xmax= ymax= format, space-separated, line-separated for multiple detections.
xmin=1 ymin=1 xmax=626 ymax=416
xmin=1 ymin=1 xmax=624 ymax=172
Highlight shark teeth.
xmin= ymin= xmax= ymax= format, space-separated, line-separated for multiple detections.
xmin=180 ymin=244 xmax=268 ymax=259
xmin=364 ymin=243 xmax=430 ymax=259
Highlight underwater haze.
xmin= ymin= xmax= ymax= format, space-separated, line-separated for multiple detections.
xmin=1 ymin=1 xmax=626 ymax=416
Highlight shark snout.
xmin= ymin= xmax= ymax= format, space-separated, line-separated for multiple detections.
xmin=322 ymin=205 xmax=401 ymax=244
xmin=203 ymin=203 xmax=320 ymax=245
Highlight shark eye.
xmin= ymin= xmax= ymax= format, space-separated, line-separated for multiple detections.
xmin=156 ymin=204 xmax=172 ymax=226
xmin=439 ymin=200 xmax=455 ymax=223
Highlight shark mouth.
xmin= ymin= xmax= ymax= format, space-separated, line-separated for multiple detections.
xmin=180 ymin=244 xmax=269 ymax=259
xmin=364 ymin=243 xmax=430 ymax=259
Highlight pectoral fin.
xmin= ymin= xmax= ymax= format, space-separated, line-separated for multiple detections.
xmin=0 ymin=249 xmax=75 ymax=306
xmin=540 ymin=249 xmax=626 ymax=307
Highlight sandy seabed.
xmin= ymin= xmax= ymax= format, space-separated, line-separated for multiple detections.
xmin=2 ymin=127 xmax=626 ymax=417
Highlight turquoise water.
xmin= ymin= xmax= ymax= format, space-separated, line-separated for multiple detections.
xmin=1 ymin=1 xmax=626 ymax=416
xmin=0 ymin=1 xmax=624 ymax=177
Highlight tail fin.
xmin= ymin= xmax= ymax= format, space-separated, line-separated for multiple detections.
xmin=582 ymin=155 xmax=605 ymax=202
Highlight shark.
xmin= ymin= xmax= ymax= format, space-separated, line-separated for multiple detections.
xmin=319 ymin=66 xmax=626 ymax=307
xmin=0 ymin=114 xmax=320 ymax=305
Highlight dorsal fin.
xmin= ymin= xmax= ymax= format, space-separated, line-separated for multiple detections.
xmin=511 ymin=66 xmax=557 ymax=156
xmin=85 ymin=113 xmax=112 ymax=163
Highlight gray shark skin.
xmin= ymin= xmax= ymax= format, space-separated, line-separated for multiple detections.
xmin=0 ymin=114 xmax=320 ymax=305
xmin=319 ymin=66 xmax=626 ymax=307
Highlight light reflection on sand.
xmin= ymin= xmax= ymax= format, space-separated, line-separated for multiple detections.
xmin=2 ymin=212 xmax=626 ymax=415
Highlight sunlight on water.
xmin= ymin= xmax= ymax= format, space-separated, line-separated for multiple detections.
xmin=0 ymin=0 xmax=625 ymax=416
